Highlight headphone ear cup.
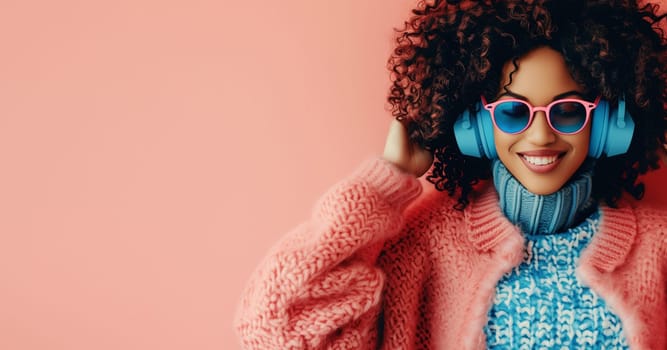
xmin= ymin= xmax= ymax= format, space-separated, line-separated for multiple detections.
xmin=453 ymin=102 xmax=497 ymax=159
xmin=588 ymin=98 xmax=635 ymax=158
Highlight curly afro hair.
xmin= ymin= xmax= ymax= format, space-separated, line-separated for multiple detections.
xmin=387 ymin=0 xmax=667 ymax=209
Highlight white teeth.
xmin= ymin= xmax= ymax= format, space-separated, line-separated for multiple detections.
xmin=522 ymin=155 xmax=558 ymax=165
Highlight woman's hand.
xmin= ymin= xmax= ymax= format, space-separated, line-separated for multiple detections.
xmin=382 ymin=119 xmax=434 ymax=178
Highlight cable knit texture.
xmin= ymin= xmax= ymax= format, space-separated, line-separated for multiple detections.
xmin=484 ymin=211 xmax=629 ymax=348
xmin=234 ymin=157 xmax=667 ymax=349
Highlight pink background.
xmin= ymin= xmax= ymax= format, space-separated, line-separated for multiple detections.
xmin=0 ymin=1 xmax=664 ymax=349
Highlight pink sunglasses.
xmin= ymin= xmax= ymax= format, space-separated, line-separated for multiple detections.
xmin=481 ymin=95 xmax=601 ymax=135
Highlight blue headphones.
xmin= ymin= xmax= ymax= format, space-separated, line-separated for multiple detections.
xmin=453 ymin=98 xmax=635 ymax=159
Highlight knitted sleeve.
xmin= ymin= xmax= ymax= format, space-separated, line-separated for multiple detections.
xmin=234 ymin=157 xmax=423 ymax=350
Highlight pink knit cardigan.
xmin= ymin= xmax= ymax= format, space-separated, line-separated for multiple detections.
xmin=234 ymin=157 xmax=667 ymax=349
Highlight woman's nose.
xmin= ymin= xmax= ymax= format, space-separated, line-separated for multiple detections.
xmin=524 ymin=111 xmax=557 ymax=145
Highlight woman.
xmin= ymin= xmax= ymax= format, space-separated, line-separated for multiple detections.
xmin=234 ymin=0 xmax=667 ymax=348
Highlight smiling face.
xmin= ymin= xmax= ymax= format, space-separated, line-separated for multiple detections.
xmin=492 ymin=46 xmax=592 ymax=195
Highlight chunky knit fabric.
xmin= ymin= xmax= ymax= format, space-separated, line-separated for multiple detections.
xmin=487 ymin=160 xmax=628 ymax=348
xmin=234 ymin=157 xmax=667 ymax=349
xmin=484 ymin=211 xmax=629 ymax=348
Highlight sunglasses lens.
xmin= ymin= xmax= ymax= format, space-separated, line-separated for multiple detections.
xmin=494 ymin=101 xmax=531 ymax=133
xmin=550 ymin=101 xmax=587 ymax=133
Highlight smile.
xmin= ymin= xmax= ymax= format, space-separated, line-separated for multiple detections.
xmin=517 ymin=151 xmax=566 ymax=173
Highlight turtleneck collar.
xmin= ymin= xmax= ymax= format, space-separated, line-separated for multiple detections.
xmin=491 ymin=158 xmax=597 ymax=235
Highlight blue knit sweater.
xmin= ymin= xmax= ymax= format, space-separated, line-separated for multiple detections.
xmin=483 ymin=210 xmax=629 ymax=348
xmin=484 ymin=160 xmax=629 ymax=348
